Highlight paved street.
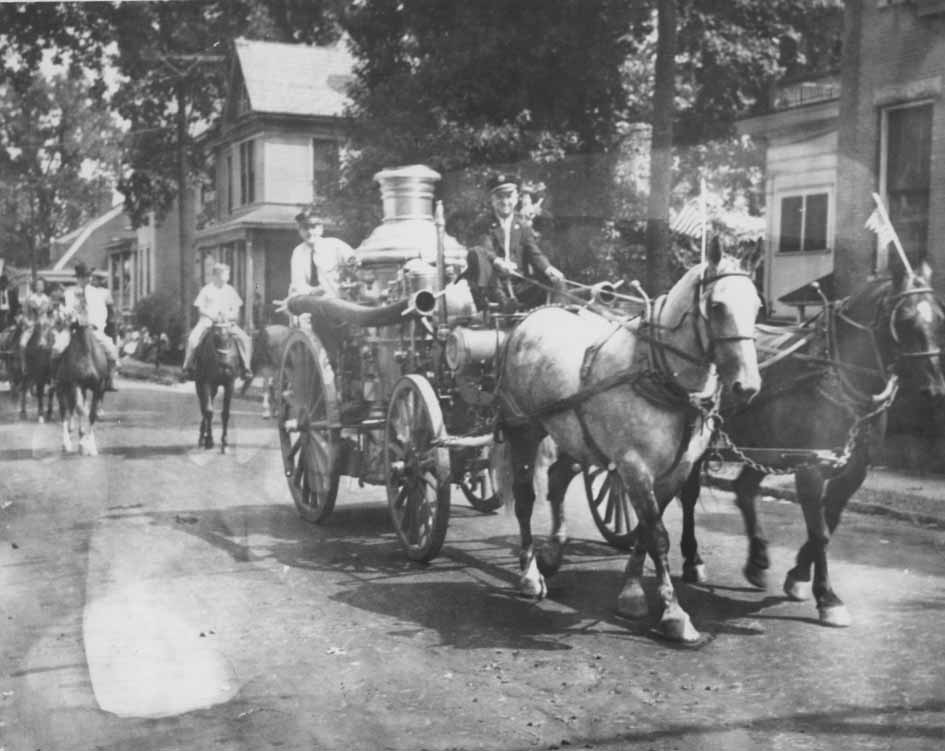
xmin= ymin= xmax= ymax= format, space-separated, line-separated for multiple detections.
xmin=2 ymin=380 xmax=945 ymax=751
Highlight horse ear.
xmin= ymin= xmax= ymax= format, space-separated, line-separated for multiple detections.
xmin=707 ymin=235 xmax=723 ymax=267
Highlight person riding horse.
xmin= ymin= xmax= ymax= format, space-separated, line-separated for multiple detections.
xmin=182 ymin=262 xmax=252 ymax=380
xmin=462 ymin=173 xmax=564 ymax=312
xmin=52 ymin=263 xmax=119 ymax=392
xmin=0 ymin=272 xmax=20 ymax=332
xmin=17 ymin=277 xmax=53 ymax=373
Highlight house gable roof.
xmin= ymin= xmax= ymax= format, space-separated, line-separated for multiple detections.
xmin=231 ymin=37 xmax=355 ymax=119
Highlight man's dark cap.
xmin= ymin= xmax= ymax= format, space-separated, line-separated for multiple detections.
xmin=295 ymin=206 xmax=326 ymax=227
xmin=74 ymin=261 xmax=92 ymax=278
xmin=487 ymin=172 xmax=521 ymax=195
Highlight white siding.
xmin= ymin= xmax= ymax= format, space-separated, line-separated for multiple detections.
xmin=764 ymin=130 xmax=838 ymax=317
xmin=263 ymin=135 xmax=314 ymax=204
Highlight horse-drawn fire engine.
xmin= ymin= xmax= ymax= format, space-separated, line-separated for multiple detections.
xmin=274 ymin=165 xmax=635 ymax=561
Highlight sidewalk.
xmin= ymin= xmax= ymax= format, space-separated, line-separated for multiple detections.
xmin=707 ymin=462 xmax=945 ymax=530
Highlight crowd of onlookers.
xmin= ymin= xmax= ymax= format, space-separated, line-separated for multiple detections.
xmin=116 ymin=326 xmax=180 ymax=367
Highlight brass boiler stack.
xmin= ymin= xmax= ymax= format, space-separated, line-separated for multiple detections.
xmin=352 ymin=165 xmax=472 ymax=410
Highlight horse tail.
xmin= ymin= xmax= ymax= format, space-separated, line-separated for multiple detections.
xmin=490 ymin=439 xmax=516 ymax=512
xmin=491 ymin=434 xmax=558 ymax=512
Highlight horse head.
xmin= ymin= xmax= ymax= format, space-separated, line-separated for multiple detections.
xmin=883 ymin=258 xmax=945 ymax=399
xmin=685 ymin=236 xmax=763 ymax=406
xmin=204 ymin=321 xmax=240 ymax=376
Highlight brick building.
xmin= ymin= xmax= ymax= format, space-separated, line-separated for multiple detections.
xmin=739 ymin=1 xmax=945 ymax=315
xmin=834 ymin=0 xmax=945 ymax=294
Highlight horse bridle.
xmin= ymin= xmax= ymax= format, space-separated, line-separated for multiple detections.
xmin=692 ymin=271 xmax=759 ymax=361
xmin=885 ymin=286 xmax=943 ymax=360
xmin=839 ymin=284 xmax=943 ymax=374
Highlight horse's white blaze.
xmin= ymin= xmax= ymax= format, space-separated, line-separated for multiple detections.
xmin=916 ymin=299 xmax=935 ymax=324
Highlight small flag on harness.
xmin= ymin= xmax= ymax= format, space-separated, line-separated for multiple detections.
xmin=865 ymin=207 xmax=897 ymax=248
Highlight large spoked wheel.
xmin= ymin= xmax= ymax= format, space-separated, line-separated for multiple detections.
xmin=584 ymin=465 xmax=637 ymax=550
xmin=385 ymin=375 xmax=451 ymax=562
xmin=277 ymin=330 xmax=341 ymax=524
xmin=456 ymin=446 xmax=501 ymax=513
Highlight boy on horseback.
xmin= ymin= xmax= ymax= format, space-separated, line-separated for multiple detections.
xmin=182 ymin=262 xmax=253 ymax=380
xmin=462 ymin=172 xmax=564 ymax=312
xmin=18 ymin=277 xmax=53 ymax=372
xmin=52 ymin=262 xmax=120 ymax=391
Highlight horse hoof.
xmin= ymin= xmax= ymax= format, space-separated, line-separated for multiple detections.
xmin=616 ymin=584 xmax=649 ymax=619
xmin=536 ymin=540 xmax=564 ymax=578
xmin=658 ymin=610 xmax=701 ymax=643
xmin=518 ymin=573 xmax=547 ymax=599
xmin=682 ymin=562 xmax=707 ymax=584
xmin=819 ymin=603 xmax=852 ymax=628
xmin=783 ymin=572 xmax=812 ymax=602
xmin=743 ymin=562 xmax=769 ymax=590
xmin=37 ymin=415 xmax=44 ymax=424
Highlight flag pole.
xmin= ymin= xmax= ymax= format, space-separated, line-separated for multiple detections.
xmin=871 ymin=192 xmax=914 ymax=277
xmin=699 ymin=177 xmax=707 ymax=265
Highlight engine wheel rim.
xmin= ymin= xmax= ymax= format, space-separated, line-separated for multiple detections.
xmin=584 ymin=465 xmax=637 ymax=549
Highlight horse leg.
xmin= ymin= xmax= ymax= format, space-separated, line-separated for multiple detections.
xmin=785 ymin=453 xmax=866 ymax=627
xmin=616 ymin=455 xmax=700 ymax=643
xmin=262 ymin=376 xmax=273 ymax=419
xmin=204 ymin=385 xmax=216 ymax=449
xmin=60 ymin=391 xmax=73 ymax=453
xmin=84 ymin=389 xmax=100 ymax=456
xmin=18 ymin=374 xmax=27 ymax=419
xmin=220 ymin=381 xmax=232 ymax=454
xmin=679 ymin=460 xmax=707 ymax=583
xmin=506 ymin=425 xmax=545 ymax=598
xmin=733 ymin=466 xmax=771 ymax=589
xmin=76 ymin=388 xmax=90 ymax=455
xmin=536 ymin=452 xmax=577 ymax=578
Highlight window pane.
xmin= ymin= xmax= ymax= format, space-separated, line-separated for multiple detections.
xmin=803 ymin=193 xmax=828 ymax=251
xmin=779 ymin=196 xmax=803 ymax=253
xmin=886 ymin=104 xmax=932 ymax=260
xmin=887 ymin=104 xmax=932 ymax=193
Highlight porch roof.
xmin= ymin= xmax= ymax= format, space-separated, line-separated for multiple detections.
xmin=195 ymin=204 xmax=301 ymax=246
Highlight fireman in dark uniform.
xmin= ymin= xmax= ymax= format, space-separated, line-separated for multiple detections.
xmin=463 ymin=173 xmax=564 ymax=311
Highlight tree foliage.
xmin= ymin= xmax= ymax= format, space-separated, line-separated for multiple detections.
xmin=0 ymin=72 xmax=120 ymax=269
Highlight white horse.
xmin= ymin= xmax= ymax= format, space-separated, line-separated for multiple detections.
xmin=496 ymin=238 xmax=762 ymax=643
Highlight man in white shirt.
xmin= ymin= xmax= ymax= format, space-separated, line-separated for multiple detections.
xmin=53 ymin=262 xmax=120 ymax=390
xmin=288 ymin=208 xmax=357 ymax=300
xmin=182 ymin=262 xmax=252 ymax=379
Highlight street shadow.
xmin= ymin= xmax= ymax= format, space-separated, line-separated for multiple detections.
xmin=140 ymin=501 xmax=823 ymax=651
xmin=519 ymin=698 xmax=945 ymax=751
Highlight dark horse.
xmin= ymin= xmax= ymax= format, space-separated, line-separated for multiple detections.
xmin=679 ymin=258 xmax=945 ymax=628
xmin=19 ymin=319 xmax=55 ymax=422
xmin=57 ymin=324 xmax=109 ymax=455
xmin=194 ymin=322 xmax=241 ymax=452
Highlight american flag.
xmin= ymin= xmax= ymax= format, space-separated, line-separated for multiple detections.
xmin=670 ymin=197 xmax=706 ymax=238
xmin=865 ymin=207 xmax=897 ymax=248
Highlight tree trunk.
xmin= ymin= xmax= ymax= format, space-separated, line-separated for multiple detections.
xmin=176 ymin=80 xmax=193 ymax=329
xmin=645 ymin=0 xmax=677 ymax=293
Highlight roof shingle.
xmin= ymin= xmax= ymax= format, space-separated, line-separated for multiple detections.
xmin=234 ymin=37 xmax=355 ymax=118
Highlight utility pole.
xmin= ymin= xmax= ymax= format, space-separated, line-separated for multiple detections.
xmin=147 ymin=51 xmax=224 ymax=329
xmin=646 ymin=0 xmax=677 ymax=293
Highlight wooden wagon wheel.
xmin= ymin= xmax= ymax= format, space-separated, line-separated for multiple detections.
xmin=276 ymin=329 xmax=341 ymax=524
xmin=455 ymin=446 xmax=501 ymax=513
xmin=583 ymin=465 xmax=637 ymax=550
xmin=385 ymin=375 xmax=451 ymax=562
